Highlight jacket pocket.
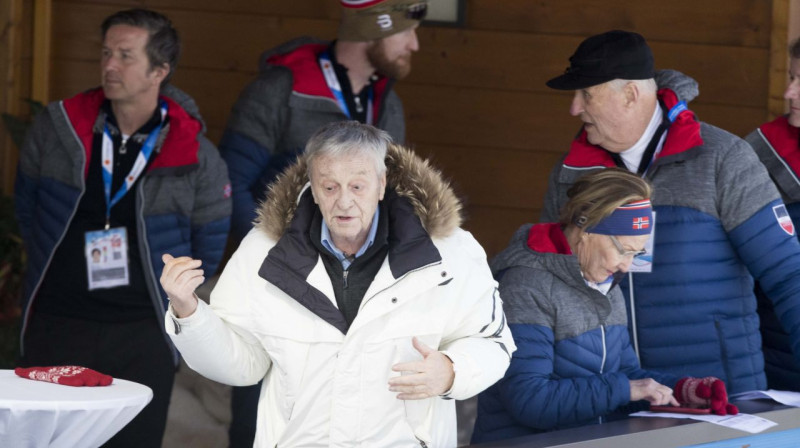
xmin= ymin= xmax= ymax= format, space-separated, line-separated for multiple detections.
xmin=258 ymin=315 xmax=321 ymax=422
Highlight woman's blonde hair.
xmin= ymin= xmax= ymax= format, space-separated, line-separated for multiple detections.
xmin=559 ymin=168 xmax=653 ymax=230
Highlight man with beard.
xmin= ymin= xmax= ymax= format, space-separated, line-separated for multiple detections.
xmin=218 ymin=1 xmax=426 ymax=445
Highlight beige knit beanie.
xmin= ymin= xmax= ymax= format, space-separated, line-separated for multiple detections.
xmin=338 ymin=0 xmax=428 ymax=41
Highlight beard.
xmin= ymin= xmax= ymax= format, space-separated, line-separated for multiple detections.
xmin=367 ymin=42 xmax=412 ymax=80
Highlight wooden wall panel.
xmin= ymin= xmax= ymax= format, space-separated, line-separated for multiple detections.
xmin=43 ymin=0 xmax=784 ymax=258
xmin=413 ymin=145 xmax=565 ymax=211
xmin=53 ymin=5 xmax=769 ymax=108
xmin=0 ymin=0 xmax=31 ymax=195
xmin=769 ymin=0 xmax=791 ymax=118
xmin=64 ymin=0 xmax=341 ymax=18
xmin=467 ymin=0 xmax=770 ymax=47
xmin=462 ymin=207 xmax=540 ymax=259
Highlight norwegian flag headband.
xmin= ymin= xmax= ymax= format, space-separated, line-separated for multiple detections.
xmin=586 ymin=199 xmax=652 ymax=236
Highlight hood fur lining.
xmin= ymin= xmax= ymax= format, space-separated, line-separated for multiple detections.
xmin=255 ymin=144 xmax=463 ymax=241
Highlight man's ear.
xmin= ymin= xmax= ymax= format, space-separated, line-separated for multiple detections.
xmin=150 ymin=63 xmax=170 ymax=86
xmin=379 ymin=173 xmax=387 ymax=201
xmin=624 ymin=81 xmax=640 ymax=107
xmin=310 ymin=183 xmax=319 ymax=204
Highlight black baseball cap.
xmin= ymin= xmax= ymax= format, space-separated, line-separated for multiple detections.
xmin=546 ymin=30 xmax=654 ymax=90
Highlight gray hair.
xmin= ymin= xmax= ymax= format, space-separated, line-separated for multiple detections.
xmin=607 ymin=78 xmax=657 ymax=95
xmin=305 ymin=121 xmax=390 ymax=179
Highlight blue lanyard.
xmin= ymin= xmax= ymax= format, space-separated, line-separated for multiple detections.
xmin=319 ymin=51 xmax=374 ymax=124
xmin=101 ymin=100 xmax=167 ymax=229
xmin=638 ymin=101 xmax=688 ymax=177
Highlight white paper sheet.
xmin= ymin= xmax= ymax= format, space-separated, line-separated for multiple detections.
xmin=630 ymin=411 xmax=778 ymax=434
xmin=728 ymin=389 xmax=800 ymax=407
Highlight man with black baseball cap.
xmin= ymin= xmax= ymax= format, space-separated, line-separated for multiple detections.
xmin=540 ymin=30 xmax=800 ymax=397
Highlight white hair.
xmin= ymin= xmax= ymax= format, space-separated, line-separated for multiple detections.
xmin=305 ymin=121 xmax=390 ymax=179
xmin=607 ymin=78 xmax=657 ymax=95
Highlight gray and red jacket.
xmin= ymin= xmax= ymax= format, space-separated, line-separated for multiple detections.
xmin=14 ymin=85 xmax=232 ymax=361
xmin=219 ymin=37 xmax=406 ymax=240
xmin=746 ymin=116 xmax=800 ymax=391
xmin=540 ymin=71 xmax=800 ymax=394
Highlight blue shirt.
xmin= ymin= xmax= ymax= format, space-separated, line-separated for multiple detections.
xmin=321 ymin=208 xmax=380 ymax=270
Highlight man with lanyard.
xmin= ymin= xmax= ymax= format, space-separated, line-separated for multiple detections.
xmin=745 ymin=37 xmax=800 ymax=392
xmin=539 ymin=30 xmax=800 ymax=395
xmin=218 ymin=1 xmax=426 ymax=444
xmin=14 ymin=9 xmax=231 ymax=447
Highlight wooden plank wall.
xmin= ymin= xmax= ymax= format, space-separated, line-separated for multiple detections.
xmin=0 ymin=0 xmax=32 ymax=195
xmin=43 ymin=0 xmax=783 ymax=257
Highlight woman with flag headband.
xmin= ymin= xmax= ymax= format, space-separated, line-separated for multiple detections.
xmin=471 ymin=168 xmax=737 ymax=444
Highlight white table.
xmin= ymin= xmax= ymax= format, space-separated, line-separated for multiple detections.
xmin=0 ymin=369 xmax=152 ymax=448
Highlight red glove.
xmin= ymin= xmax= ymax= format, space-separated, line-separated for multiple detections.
xmin=675 ymin=376 xmax=738 ymax=416
xmin=15 ymin=366 xmax=113 ymax=387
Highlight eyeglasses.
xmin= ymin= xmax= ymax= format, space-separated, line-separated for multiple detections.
xmin=607 ymin=235 xmax=647 ymax=258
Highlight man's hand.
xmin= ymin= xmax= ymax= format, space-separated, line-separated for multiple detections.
xmin=388 ymin=337 xmax=454 ymax=400
xmin=160 ymin=254 xmax=203 ymax=318
xmin=630 ymin=378 xmax=679 ymax=406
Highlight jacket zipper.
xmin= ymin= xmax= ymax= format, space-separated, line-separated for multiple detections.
xmin=343 ymin=269 xmax=349 ymax=288
xmin=627 ymin=271 xmax=640 ymax=364
xmin=136 ymin=179 xmax=179 ymax=364
xmin=415 ymin=436 xmax=428 ymax=448
xmin=599 ymin=324 xmax=607 ymax=374
xmin=597 ymin=324 xmax=608 ymax=425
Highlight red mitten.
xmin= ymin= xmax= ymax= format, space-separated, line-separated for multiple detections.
xmin=675 ymin=377 xmax=738 ymax=416
xmin=15 ymin=366 xmax=113 ymax=387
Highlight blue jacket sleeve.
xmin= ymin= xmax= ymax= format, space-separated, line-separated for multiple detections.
xmin=189 ymin=137 xmax=232 ymax=277
xmin=495 ymin=323 xmax=632 ymax=431
xmin=219 ymin=130 xmax=271 ymax=241
xmin=729 ymin=199 xmax=800 ymax=364
xmin=617 ymin=327 xmax=681 ymax=388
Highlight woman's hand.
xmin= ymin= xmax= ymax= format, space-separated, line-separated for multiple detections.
xmin=630 ymin=378 xmax=680 ymax=406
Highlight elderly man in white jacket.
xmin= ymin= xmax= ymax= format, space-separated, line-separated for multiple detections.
xmin=160 ymin=121 xmax=514 ymax=448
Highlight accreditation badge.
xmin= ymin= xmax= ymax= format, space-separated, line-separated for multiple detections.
xmin=85 ymin=227 xmax=130 ymax=290
xmin=629 ymin=211 xmax=655 ymax=273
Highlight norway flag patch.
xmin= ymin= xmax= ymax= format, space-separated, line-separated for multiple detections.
xmin=632 ymin=216 xmax=650 ymax=230
xmin=773 ymin=204 xmax=795 ymax=236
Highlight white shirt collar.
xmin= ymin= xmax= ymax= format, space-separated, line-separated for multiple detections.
xmin=584 ymin=275 xmax=614 ymax=295
xmin=619 ymin=103 xmax=665 ymax=173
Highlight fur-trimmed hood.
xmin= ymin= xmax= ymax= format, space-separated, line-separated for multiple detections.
xmin=255 ymin=144 xmax=463 ymax=241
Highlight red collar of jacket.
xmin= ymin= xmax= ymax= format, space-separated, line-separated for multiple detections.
xmin=267 ymin=43 xmax=390 ymax=121
xmin=564 ymin=88 xmax=704 ymax=168
xmin=527 ymin=223 xmax=573 ymax=255
xmin=62 ymin=88 xmax=201 ymax=178
xmin=759 ymin=115 xmax=800 ymax=173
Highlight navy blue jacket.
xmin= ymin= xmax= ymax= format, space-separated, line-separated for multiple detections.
xmin=472 ymin=224 xmax=679 ymax=443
